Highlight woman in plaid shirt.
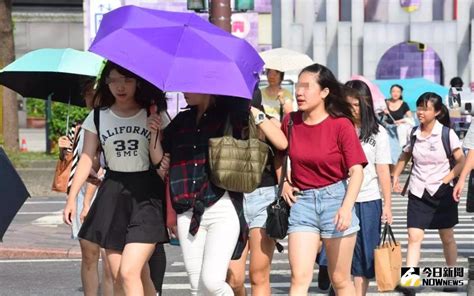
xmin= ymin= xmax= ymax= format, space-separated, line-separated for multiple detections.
xmin=149 ymin=93 xmax=250 ymax=295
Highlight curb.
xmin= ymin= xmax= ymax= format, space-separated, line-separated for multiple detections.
xmin=0 ymin=247 xmax=81 ymax=259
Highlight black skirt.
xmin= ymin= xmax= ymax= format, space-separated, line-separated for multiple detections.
xmin=407 ymin=183 xmax=459 ymax=229
xmin=78 ymin=170 xmax=169 ymax=251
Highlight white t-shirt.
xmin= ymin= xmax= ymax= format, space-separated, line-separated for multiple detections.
xmin=357 ymin=125 xmax=392 ymax=202
xmin=81 ymin=108 xmax=151 ymax=172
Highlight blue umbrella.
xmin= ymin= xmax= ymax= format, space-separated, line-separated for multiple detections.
xmin=0 ymin=48 xmax=104 ymax=106
xmin=373 ymin=78 xmax=449 ymax=111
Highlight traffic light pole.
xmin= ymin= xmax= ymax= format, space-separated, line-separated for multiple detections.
xmin=209 ymin=0 xmax=231 ymax=33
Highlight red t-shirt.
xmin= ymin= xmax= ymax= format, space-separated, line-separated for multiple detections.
xmin=281 ymin=112 xmax=367 ymax=190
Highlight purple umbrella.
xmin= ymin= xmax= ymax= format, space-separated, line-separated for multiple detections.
xmin=89 ymin=5 xmax=263 ymax=99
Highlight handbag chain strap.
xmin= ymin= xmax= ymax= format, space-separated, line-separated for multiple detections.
xmin=276 ymin=113 xmax=294 ymax=199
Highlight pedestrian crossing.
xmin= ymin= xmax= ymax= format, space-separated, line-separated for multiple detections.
xmin=162 ymin=189 xmax=473 ymax=295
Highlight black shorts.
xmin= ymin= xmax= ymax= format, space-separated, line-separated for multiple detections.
xmin=78 ymin=170 xmax=169 ymax=251
xmin=407 ymin=183 xmax=459 ymax=230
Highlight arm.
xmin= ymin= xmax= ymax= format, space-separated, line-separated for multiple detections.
xmin=392 ymin=151 xmax=411 ymax=192
xmin=376 ymin=163 xmax=393 ymax=224
xmin=79 ymin=182 xmax=98 ymax=223
xmin=63 ymin=130 xmax=99 ymax=225
xmin=250 ymin=107 xmax=288 ymax=150
xmin=333 ymin=165 xmax=364 ymax=231
xmin=454 ymin=149 xmax=474 ymax=201
xmin=442 ymin=148 xmax=465 ymax=184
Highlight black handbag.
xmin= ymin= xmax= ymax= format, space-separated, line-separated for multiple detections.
xmin=266 ymin=114 xmax=293 ymax=240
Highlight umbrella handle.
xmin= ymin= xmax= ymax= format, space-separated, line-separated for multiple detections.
xmin=65 ymin=95 xmax=71 ymax=135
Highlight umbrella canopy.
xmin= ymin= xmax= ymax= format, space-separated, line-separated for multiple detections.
xmin=260 ymin=48 xmax=313 ymax=72
xmin=350 ymin=75 xmax=386 ymax=112
xmin=373 ymin=78 xmax=449 ymax=111
xmin=89 ymin=5 xmax=263 ymax=99
xmin=0 ymin=148 xmax=30 ymax=241
xmin=0 ymin=48 xmax=104 ymax=106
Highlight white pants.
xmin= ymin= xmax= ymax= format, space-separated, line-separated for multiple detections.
xmin=177 ymin=193 xmax=240 ymax=296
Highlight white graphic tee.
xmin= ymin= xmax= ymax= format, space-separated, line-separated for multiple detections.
xmin=82 ymin=108 xmax=151 ymax=172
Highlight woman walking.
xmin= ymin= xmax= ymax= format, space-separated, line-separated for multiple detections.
xmin=280 ymin=63 xmax=367 ymax=296
xmin=58 ymin=78 xmax=114 ymax=296
xmin=226 ymin=88 xmax=288 ymax=296
xmin=63 ymin=61 xmax=168 ymax=296
xmin=393 ymin=92 xmax=465 ymax=293
xmin=380 ymin=84 xmax=414 ymax=169
xmin=345 ymin=80 xmax=393 ymax=295
xmin=262 ymin=68 xmax=293 ymax=121
xmin=156 ymin=93 xmax=250 ymax=295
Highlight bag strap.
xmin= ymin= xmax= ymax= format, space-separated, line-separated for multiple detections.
xmin=276 ymin=113 xmax=294 ymax=200
xmin=380 ymin=222 xmax=397 ymax=246
xmin=93 ymin=108 xmax=108 ymax=167
xmin=401 ymin=126 xmax=418 ymax=196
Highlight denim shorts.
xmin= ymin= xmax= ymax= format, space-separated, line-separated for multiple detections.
xmin=288 ymin=180 xmax=360 ymax=238
xmin=243 ymin=185 xmax=277 ymax=229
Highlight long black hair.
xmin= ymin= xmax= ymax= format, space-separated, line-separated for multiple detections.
xmin=416 ymin=92 xmax=450 ymax=127
xmin=345 ymin=80 xmax=380 ymax=142
xmin=300 ymin=63 xmax=354 ymax=122
xmin=93 ymin=61 xmax=166 ymax=110
xmin=390 ymin=84 xmax=404 ymax=100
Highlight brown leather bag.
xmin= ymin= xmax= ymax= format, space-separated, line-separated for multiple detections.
xmin=51 ymin=125 xmax=80 ymax=193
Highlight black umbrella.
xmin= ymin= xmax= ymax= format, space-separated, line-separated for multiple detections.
xmin=0 ymin=148 xmax=30 ymax=241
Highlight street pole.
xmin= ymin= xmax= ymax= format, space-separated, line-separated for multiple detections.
xmin=209 ymin=0 xmax=231 ymax=33
xmin=45 ymin=94 xmax=52 ymax=154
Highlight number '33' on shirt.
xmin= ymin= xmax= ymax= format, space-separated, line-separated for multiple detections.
xmin=81 ymin=109 xmax=152 ymax=172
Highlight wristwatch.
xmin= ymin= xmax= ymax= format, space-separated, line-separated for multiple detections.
xmin=254 ymin=112 xmax=266 ymax=125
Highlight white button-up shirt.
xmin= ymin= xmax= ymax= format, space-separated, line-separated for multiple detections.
xmin=403 ymin=120 xmax=461 ymax=198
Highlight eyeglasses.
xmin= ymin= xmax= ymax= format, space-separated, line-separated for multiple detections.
xmin=105 ymin=77 xmax=136 ymax=86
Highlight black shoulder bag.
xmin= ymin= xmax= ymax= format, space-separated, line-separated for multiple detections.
xmin=265 ymin=113 xmax=293 ymax=240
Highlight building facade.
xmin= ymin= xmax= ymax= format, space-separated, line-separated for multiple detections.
xmin=273 ymin=0 xmax=473 ymax=87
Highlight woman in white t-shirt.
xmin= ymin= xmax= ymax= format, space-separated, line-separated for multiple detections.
xmin=344 ymin=80 xmax=393 ymax=295
xmin=63 ymin=61 xmax=168 ymax=295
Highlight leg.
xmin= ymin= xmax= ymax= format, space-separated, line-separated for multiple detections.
xmin=353 ymin=276 xmax=369 ymax=296
xmin=199 ymin=195 xmax=240 ymax=295
xmin=119 ymin=243 xmax=156 ymax=296
xmin=324 ymin=234 xmax=357 ymax=296
xmin=149 ymin=244 xmax=167 ymax=295
xmin=177 ymin=212 xmax=207 ymax=296
xmin=141 ymin=263 xmax=156 ymax=296
xmin=406 ymin=228 xmax=425 ymax=267
xmin=227 ymin=242 xmax=249 ymax=296
xmin=439 ymin=228 xmax=457 ymax=266
xmin=288 ymin=232 xmax=320 ymax=295
xmin=105 ymin=249 xmax=125 ymax=296
xmin=248 ymin=228 xmax=275 ymax=296
xmin=100 ymin=249 xmax=114 ymax=296
xmin=79 ymin=239 xmax=101 ymax=296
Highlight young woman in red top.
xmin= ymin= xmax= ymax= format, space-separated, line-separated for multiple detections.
xmin=280 ymin=64 xmax=367 ymax=295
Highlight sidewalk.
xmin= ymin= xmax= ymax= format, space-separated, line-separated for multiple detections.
xmin=0 ymin=219 xmax=81 ymax=259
